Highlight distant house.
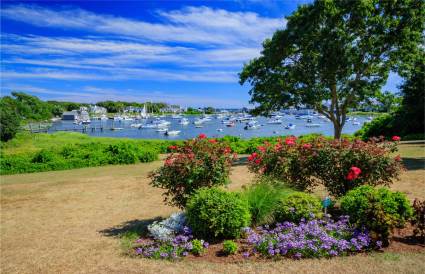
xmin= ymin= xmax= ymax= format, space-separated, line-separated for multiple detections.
xmin=62 ymin=110 xmax=79 ymax=120
xmin=90 ymin=105 xmax=107 ymax=114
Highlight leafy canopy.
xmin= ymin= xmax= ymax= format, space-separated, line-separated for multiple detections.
xmin=240 ymin=0 xmax=424 ymax=138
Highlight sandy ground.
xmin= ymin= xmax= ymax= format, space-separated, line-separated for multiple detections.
xmin=1 ymin=144 xmax=424 ymax=274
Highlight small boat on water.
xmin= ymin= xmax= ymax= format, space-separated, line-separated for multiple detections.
xmin=285 ymin=123 xmax=296 ymax=130
xmin=217 ymin=128 xmax=223 ymax=132
xmin=306 ymin=118 xmax=312 ymax=123
xmin=267 ymin=119 xmax=283 ymax=124
xmin=194 ymin=119 xmax=204 ymax=125
xmin=305 ymin=124 xmax=321 ymax=127
xmin=164 ymin=130 xmax=181 ymax=136
xmin=226 ymin=122 xmax=236 ymax=127
xmin=110 ymin=127 xmax=124 ymax=131
xmin=156 ymin=128 xmax=168 ymax=132
xmin=171 ymin=114 xmax=183 ymax=119
xmin=81 ymin=119 xmax=91 ymax=125
xmin=244 ymin=120 xmax=260 ymax=130
xmin=179 ymin=118 xmax=189 ymax=125
xmin=352 ymin=121 xmax=361 ymax=125
xmin=130 ymin=123 xmax=142 ymax=128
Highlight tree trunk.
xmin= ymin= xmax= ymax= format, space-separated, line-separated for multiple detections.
xmin=333 ymin=122 xmax=343 ymax=140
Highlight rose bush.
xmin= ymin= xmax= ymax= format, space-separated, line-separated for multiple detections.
xmin=150 ymin=134 xmax=236 ymax=208
xmin=247 ymin=136 xmax=404 ymax=197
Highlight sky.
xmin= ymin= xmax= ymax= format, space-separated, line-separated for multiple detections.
xmin=1 ymin=0 xmax=403 ymax=108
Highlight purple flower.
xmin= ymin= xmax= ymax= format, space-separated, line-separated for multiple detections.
xmin=182 ymin=251 xmax=188 ymax=256
xmin=160 ymin=252 xmax=168 ymax=258
xmin=203 ymin=242 xmax=209 ymax=248
xmin=242 ymin=251 xmax=250 ymax=258
xmin=376 ymin=241 xmax=382 ymax=249
xmin=293 ymin=252 xmax=302 ymax=259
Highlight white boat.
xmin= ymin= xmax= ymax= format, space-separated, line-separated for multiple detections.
xmin=81 ymin=119 xmax=91 ymax=125
xmin=226 ymin=122 xmax=236 ymax=127
xmin=171 ymin=114 xmax=183 ymax=119
xmin=194 ymin=119 xmax=204 ymax=125
xmin=100 ymin=114 xmax=109 ymax=121
xmin=305 ymin=124 xmax=321 ymax=127
xmin=195 ymin=125 xmax=204 ymax=128
xmin=140 ymin=104 xmax=148 ymax=119
xmin=179 ymin=118 xmax=189 ymax=125
xmin=110 ymin=127 xmax=124 ymax=131
xmin=244 ymin=124 xmax=260 ymax=130
xmin=352 ymin=121 xmax=361 ymax=125
xmin=164 ymin=130 xmax=180 ymax=136
xmin=267 ymin=119 xmax=283 ymax=124
xmin=130 ymin=123 xmax=143 ymax=128
xmin=122 ymin=116 xmax=134 ymax=121
xmin=285 ymin=123 xmax=296 ymax=129
xmin=366 ymin=116 xmax=373 ymax=121
xmin=113 ymin=116 xmax=123 ymax=121
xmin=156 ymin=128 xmax=168 ymax=132
xmin=217 ymin=128 xmax=223 ymax=132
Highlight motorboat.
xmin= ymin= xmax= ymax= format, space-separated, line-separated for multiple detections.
xmin=244 ymin=123 xmax=260 ymax=130
xmin=171 ymin=114 xmax=183 ymax=119
xmin=156 ymin=128 xmax=168 ymax=132
xmin=164 ymin=130 xmax=181 ymax=136
xmin=81 ymin=119 xmax=91 ymax=125
xmin=194 ymin=119 xmax=204 ymax=125
xmin=130 ymin=123 xmax=143 ymax=128
xmin=100 ymin=114 xmax=109 ymax=121
xmin=113 ymin=116 xmax=123 ymax=122
xmin=305 ymin=124 xmax=321 ymax=127
xmin=352 ymin=121 xmax=361 ymax=125
xmin=226 ymin=122 xmax=236 ymax=127
xmin=217 ymin=128 xmax=223 ymax=132
xmin=179 ymin=118 xmax=189 ymax=125
xmin=122 ymin=116 xmax=134 ymax=121
xmin=267 ymin=119 xmax=283 ymax=124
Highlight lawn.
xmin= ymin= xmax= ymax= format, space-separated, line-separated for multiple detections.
xmin=0 ymin=143 xmax=424 ymax=273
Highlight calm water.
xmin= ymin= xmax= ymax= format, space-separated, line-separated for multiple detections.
xmin=48 ymin=115 xmax=369 ymax=140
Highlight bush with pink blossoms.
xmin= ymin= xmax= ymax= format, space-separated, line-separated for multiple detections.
xmin=247 ymin=136 xmax=404 ymax=197
xmin=150 ymin=134 xmax=236 ymax=208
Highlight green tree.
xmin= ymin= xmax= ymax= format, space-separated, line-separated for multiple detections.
xmin=0 ymin=97 xmax=21 ymax=142
xmin=375 ymin=91 xmax=400 ymax=113
xmin=240 ymin=0 xmax=424 ymax=139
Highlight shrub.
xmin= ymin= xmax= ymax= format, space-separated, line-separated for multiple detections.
xmin=274 ymin=192 xmax=323 ymax=223
xmin=150 ymin=134 xmax=236 ymax=208
xmin=106 ymin=143 xmax=139 ymax=164
xmin=32 ymin=149 xmax=58 ymax=163
xmin=240 ymin=181 xmax=294 ymax=226
xmin=248 ymin=136 xmax=404 ymax=197
xmin=340 ymin=186 xmax=413 ymax=245
xmin=245 ymin=216 xmax=371 ymax=259
xmin=222 ymin=240 xmax=238 ymax=255
xmin=411 ymin=199 xmax=425 ymax=242
xmin=190 ymin=239 xmax=205 ymax=255
xmin=186 ymin=188 xmax=251 ymax=239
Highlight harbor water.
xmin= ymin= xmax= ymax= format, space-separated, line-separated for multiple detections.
xmin=48 ymin=114 xmax=370 ymax=140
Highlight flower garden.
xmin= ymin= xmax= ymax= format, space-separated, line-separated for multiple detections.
xmin=124 ymin=134 xmax=424 ymax=262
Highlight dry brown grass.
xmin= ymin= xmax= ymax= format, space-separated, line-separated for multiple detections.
xmin=1 ymin=143 xmax=424 ymax=273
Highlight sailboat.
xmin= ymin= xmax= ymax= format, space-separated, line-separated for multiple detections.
xmin=140 ymin=104 xmax=148 ymax=119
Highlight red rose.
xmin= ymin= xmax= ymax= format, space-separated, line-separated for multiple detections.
xmin=208 ymin=139 xmax=217 ymax=143
xmin=392 ymin=136 xmax=401 ymax=141
xmin=285 ymin=139 xmax=296 ymax=145
xmin=394 ymin=155 xmax=401 ymax=162
xmin=302 ymin=144 xmax=312 ymax=149
xmin=224 ymin=147 xmax=232 ymax=154
xmin=168 ymin=145 xmax=177 ymax=150
xmin=198 ymin=133 xmax=207 ymax=139
xmin=248 ymin=152 xmax=258 ymax=161
xmin=165 ymin=158 xmax=174 ymax=166
xmin=258 ymin=146 xmax=266 ymax=152
xmin=254 ymin=158 xmax=261 ymax=165
xmin=346 ymin=166 xmax=362 ymax=180
xmin=274 ymin=143 xmax=283 ymax=151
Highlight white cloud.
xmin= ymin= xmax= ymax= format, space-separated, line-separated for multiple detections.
xmin=1 ymin=5 xmax=284 ymax=46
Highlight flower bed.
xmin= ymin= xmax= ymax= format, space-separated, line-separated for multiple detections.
xmin=244 ymin=216 xmax=372 ymax=259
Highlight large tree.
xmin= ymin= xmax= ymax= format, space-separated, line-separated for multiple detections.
xmin=240 ymin=0 xmax=424 ymax=139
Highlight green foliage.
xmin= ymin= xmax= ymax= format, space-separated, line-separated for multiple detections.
xmin=240 ymin=181 xmax=294 ymax=226
xmin=186 ymin=188 xmax=251 ymax=239
xmin=340 ymin=186 xmax=413 ymax=245
xmin=222 ymin=240 xmax=238 ymax=255
xmin=274 ymin=192 xmax=323 ymax=223
xmin=239 ymin=0 xmax=424 ymax=138
xmin=356 ymin=59 xmax=425 ymax=140
xmin=149 ymin=135 xmax=235 ymax=208
xmin=248 ymin=137 xmax=404 ymax=197
xmin=0 ymin=140 xmax=159 ymax=175
xmin=0 ymin=97 xmax=22 ymax=142
xmin=190 ymin=239 xmax=204 ymax=255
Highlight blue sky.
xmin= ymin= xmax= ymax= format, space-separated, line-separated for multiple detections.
xmin=1 ymin=0 xmax=402 ymax=108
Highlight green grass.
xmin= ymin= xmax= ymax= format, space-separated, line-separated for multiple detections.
xmin=347 ymin=111 xmax=385 ymax=116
